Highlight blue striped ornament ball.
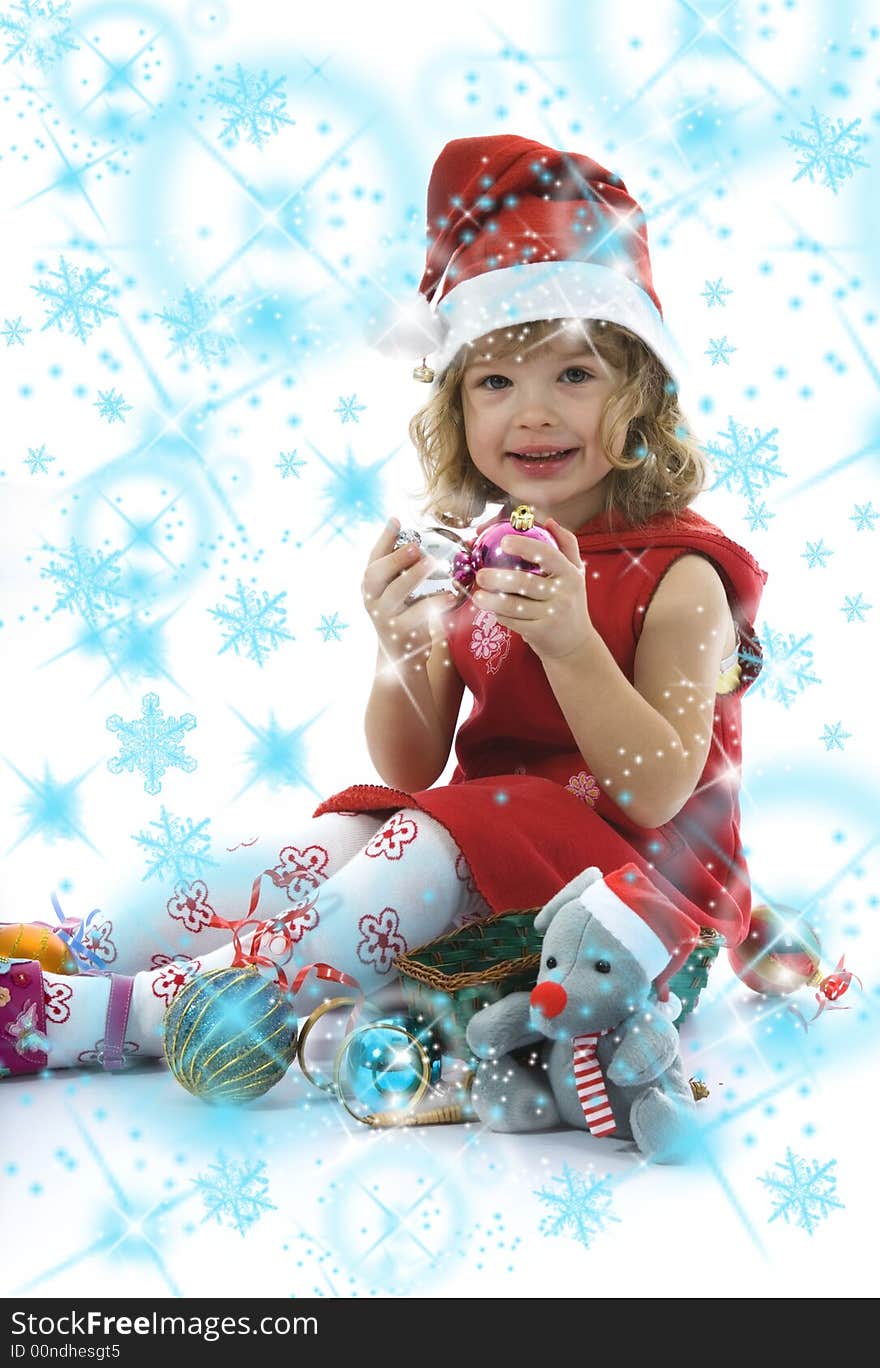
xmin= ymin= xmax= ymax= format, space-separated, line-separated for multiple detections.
xmin=163 ymin=967 xmax=298 ymax=1103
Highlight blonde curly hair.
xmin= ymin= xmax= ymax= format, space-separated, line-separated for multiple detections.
xmin=407 ymin=317 xmax=706 ymax=529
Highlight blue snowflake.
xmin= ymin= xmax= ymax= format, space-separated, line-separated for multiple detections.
xmin=94 ymin=387 xmax=132 ymax=423
xmin=705 ymin=336 xmax=736 ymax=366
xmin=2 ymin=315 xmax=30 ymax=345
xmin=850 ymin=501 xmax=877 ymax=532
xmin=156 ymin=287 xmax=236 ymax=368
xmin=820 ymin=722 xmax=851 ymax=752
xmin=209 ymin=579 xmax=293 ymax=667
xmin=32 ymin=256 xmax=117 ymax=343
xmin=0 ymin=0 xmax=77 ymax=67
xmin=784 ymin=107 xmax=869 ymax=194
xmin=802 ymin=539 xmax=833 ymax=569
xmin=745 ymin=501 xmax=775 ymax=533
xmin=24 ymin=444 xmax=54 ymax=475
xmin=705 ymin=418 xmax=785 ymax=504
xmin=760 ymin=1148 xmax=843 ymax=1235
xmin=534 ymin=1163 xmax=619 ymax=1249
xmin=334 ymin=393 xmax=366 ymax=424
xmin=841 ymin=593 xmax=871 ymax=623
xmin=208 ymin=65 xmax=295 ymax=148
xmin=316 ymin=613 xmax=348 ymax=642
xmin=106 ymin=692 xmax=197 ymax=796
xmin=194 ymin=1155 xmax=276 ymax=1236
xmin=741 ymin=625 xmax=821 ymax=707
xmin=133 ymin=806 xmax=216 ymax=883
xmin=41 ymin=540 xmax=127 ymax=627
xmin=275 ymin=450 xmax=305 ymax=478
xmin=701 ymin=278 xmax=732 ymax=308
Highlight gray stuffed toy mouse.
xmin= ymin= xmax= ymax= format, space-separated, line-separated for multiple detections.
xmin=465 ymin=862 xmax=702 ymax=1164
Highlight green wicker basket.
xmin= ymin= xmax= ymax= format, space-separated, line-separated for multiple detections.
xmin=397 ymin=908 xmax=723 ymax=1061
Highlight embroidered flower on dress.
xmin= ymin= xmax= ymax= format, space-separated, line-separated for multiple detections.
xmin=364 ymin=812 xmax=418 ymax=861
xmin=0 ymin=987 xmax=9 ymax=1008
xmin=565 ymin=771 xmax=601 ymax=805
xmin=469 ymin=610 xmax=511 ymax=676
xmin=166 ymin=879 xmax=216 ymax=933
xmin=356 ymin=907 xmax=407 ymax=975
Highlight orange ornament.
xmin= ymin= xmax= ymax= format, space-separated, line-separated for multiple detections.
xmin=0 ymin=923 xmax=79 ymax=975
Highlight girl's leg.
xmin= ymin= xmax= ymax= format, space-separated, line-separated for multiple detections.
xmin=40 ymin=809 xmax=487 ymax=1068
xmin=57 ymin=811 xmax=387 ymax=974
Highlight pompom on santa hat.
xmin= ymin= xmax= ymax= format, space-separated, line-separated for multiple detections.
xmin=575 ymin=863 xmax=700 ymax=1007
xmin=368 ymin=133 xmax=684 ymax=382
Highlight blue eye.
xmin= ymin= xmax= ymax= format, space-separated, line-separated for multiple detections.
xmin=476 ymin=367 xmax=592 ymax=390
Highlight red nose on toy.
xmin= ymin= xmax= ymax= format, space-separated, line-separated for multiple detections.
xmin=530 ymin=980 xmax=568 ymax=1018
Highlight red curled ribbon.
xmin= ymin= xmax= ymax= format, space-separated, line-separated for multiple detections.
xmin=204 ymin=862 xmax=363 ymax=1004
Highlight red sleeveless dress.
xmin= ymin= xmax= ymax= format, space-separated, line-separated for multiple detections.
xmin=313 ymin=507 xmax=768 ymax=946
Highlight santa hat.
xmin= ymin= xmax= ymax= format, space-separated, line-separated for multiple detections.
xmin=368 ymin=133 xmax=684 ymax=381
xmin=579 ymin=863 xmax=700 ymax=1005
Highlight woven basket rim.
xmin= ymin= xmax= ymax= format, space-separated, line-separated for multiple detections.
xmin=397 ymin=950 xmax=542 ymax=993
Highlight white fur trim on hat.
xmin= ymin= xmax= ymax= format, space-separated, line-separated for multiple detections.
xmin=364 ymin=292 xmax=449 ymax=360
xmin=578 ymin=877 xmax=670 ymax=981
xmin=431 ymin=259 xmax=685 ymax=381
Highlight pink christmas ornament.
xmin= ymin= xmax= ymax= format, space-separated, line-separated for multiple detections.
xmin=453 ymin=505 xmax=558 ymax=589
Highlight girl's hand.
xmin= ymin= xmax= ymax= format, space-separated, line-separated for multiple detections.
xmin=470 ymin=518 xmax=595 ymax=662
xmin=361 ymin=517 xmax=460 ymax=667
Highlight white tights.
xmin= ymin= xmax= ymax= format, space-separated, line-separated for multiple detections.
xmin=39 ymin=808 xmax=488 ymax=1069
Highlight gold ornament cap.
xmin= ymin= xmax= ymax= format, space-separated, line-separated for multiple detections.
xmin=509 ymin=503 xmax=536 ymax=531
xmin=412 ymin=358 xmax=435 ymax=383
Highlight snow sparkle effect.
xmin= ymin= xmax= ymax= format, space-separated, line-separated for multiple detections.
xmin=760 ymin=1149 xmax=844 ymax=1235
xmin=1 ymin=0 xmax=876 ymax=1300
xmin=534 ymin=1163 xmax=620 ymax=1249
xmin=106 ymin=692 xmax=197 ymax=796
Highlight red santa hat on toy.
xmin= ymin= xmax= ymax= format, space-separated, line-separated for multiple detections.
xmin=580 ymin=863 xmax=700 ymax=1008
xmin=368 ymin=133 xmax=684 ymax=382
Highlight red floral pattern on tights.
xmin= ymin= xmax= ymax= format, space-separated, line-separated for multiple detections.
xmin=43 ymin=979 xmax=72 ymax=1024
xmin=364 ymin=812 xmax=417 ymax=862
xmin=356 ymin=907 xmax=407 ymax=975
xmin=268 ymin=843 xmax=331 ymax=906
xmin=151 ymin=956 xmax=202 ymax=1007
xmin=166 ymin=879 xmax=215 ymax=933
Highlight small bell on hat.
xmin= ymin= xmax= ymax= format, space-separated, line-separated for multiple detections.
xmin=577 ymin=863 xmax=701 ymax=1018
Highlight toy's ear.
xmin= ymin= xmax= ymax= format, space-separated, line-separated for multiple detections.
xmin=534 ymin=866 xmax=604 ymax=933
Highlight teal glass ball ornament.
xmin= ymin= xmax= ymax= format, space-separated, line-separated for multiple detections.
xmin=163 ymin=967 xmax=298 ymax=1104
xmin=333 ymin=1019 xmax=433 ymax=1122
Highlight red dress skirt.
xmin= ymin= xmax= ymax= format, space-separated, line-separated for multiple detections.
xmin=314 ymin=507 xmax=767 ymax=946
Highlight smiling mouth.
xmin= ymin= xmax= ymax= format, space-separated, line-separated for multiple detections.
xmin=507 ymin=448 xmax=578 ymax=464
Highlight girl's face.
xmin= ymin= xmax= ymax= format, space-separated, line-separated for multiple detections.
xmin=460 ymin=328 xmax=621 ymax=530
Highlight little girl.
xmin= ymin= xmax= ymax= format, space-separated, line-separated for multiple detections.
xmin=1 ymin=133 xmax=766 ymax=1077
